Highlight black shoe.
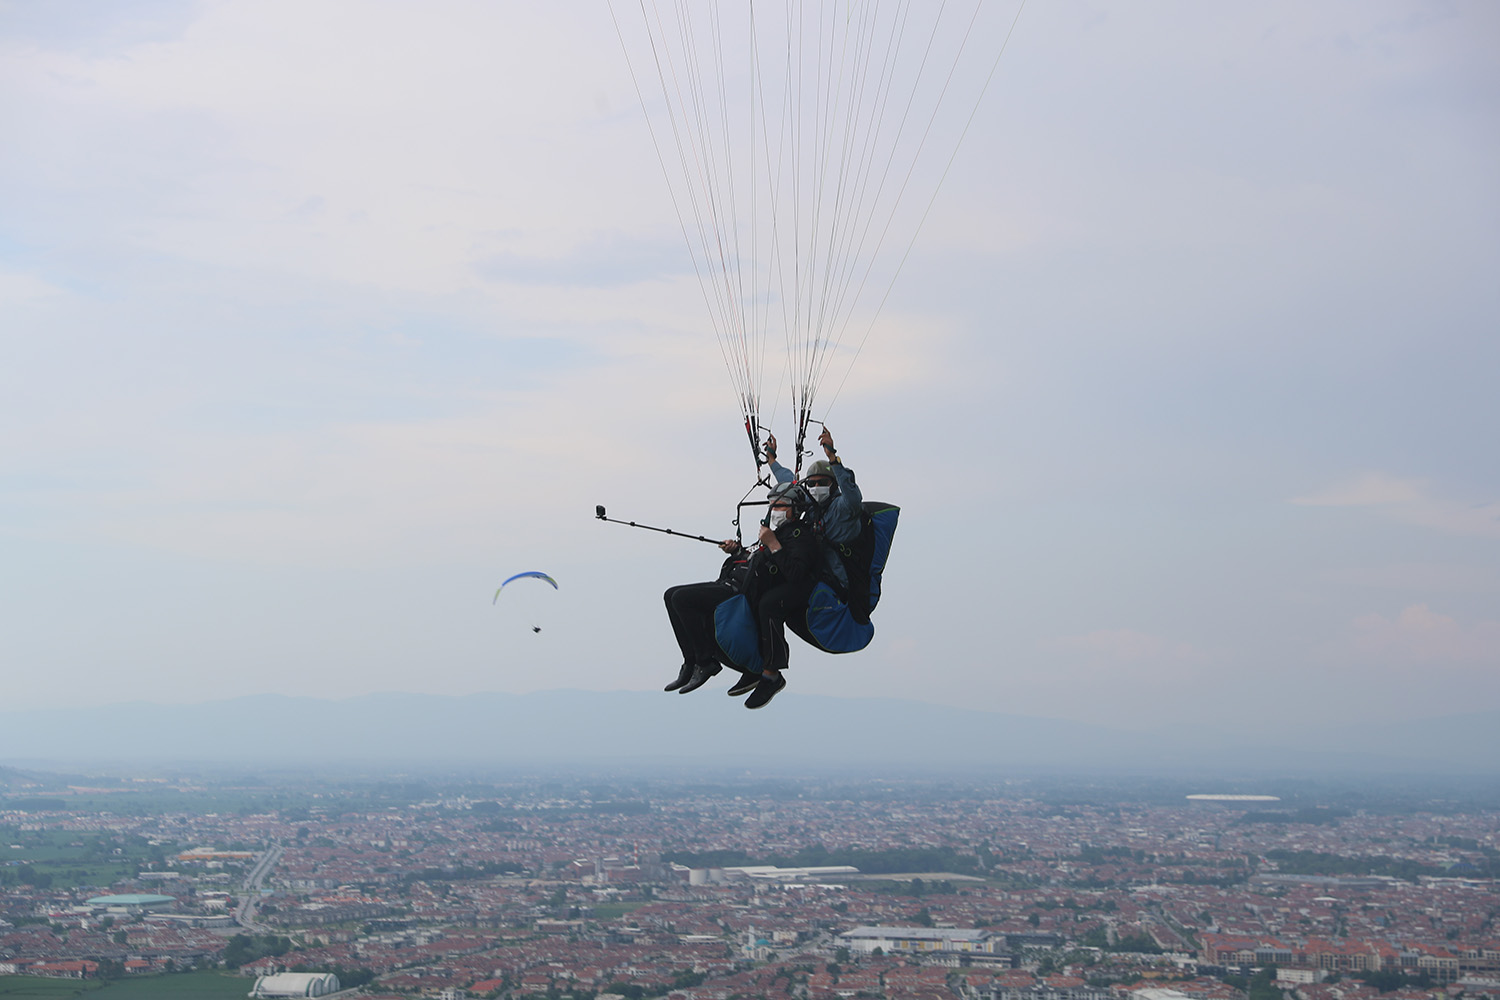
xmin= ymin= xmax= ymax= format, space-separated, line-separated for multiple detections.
xmin=664 ymin=662 xmax=695 ymax=692
xmin=744 ymin=673 xmax=787 ymax=709
xmin=726 ymin=672 xmax=760 ymax=697
xmin=677 ymin=662 xmax=720 ymax=694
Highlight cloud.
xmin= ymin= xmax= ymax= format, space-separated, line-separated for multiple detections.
xmin=0 ymin=1 xmax=673 ymax=294
xmin=474 ymin=236 xmax=690 ymax=288
xmin=1313 ymin=606 xmax=1500 ymax=708
xmin=1293 ymin=473 xmax=1500 ymax=539
xmin=1293 ymin=473 xmax=1426 ymax=507
xmin=1342 ymin=604 xmax=1500 ymax=666
xmin=1050 ymin=628 xmax=1203 ymax=665
xmin=0 ymin=270 xmax=64 ymax=304
xmin=1315 ymin=563 xmax=1497 ymax=593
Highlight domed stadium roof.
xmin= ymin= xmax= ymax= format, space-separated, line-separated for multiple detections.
xmin=252 ymin=972 xmax=341 ymax=997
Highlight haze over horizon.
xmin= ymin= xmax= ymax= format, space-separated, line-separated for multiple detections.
xmin=3 ymin=690 xmax=1499 ymax=777
xmin=3 ymin=2 xmax=1497 ymax=743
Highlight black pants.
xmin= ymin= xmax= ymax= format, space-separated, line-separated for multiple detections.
xmin=754 ymin=583 xmax=812 ymax=673
xmin=664 ymin=581 xmax=733 ymax=667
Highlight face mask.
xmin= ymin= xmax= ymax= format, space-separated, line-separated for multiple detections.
xmin=767 ymin=509 xmax=789 ymax=530
xmin=807 ymin=485 xmax=831 ymax=504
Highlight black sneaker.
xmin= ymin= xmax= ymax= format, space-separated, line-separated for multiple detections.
xmin=677 ymin=662 xmax=720 ymax=694
xmin=726 ymin=672 xmax=760 ymax=697
xmin=663 ymin=662 xmax=696 ymax=692
xmin=744 ymin=673 xmax=787 ymax=709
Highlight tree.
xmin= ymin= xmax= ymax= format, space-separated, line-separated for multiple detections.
xmin=223 ymin=933 xmax=292 ymax=969
xmin=1247 ymin=965 xmax=1283 ymax=1000
xmin=1112 ymin=933 xmax=1163 ymax=955
xmin=17 ymin=864 xmax=52 ymax=888
xmin=305 ymin=965 xmax=375 ymax=988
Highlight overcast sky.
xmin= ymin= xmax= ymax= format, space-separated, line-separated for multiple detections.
xmin=2 ymin=1 xmax=1496 ymax=741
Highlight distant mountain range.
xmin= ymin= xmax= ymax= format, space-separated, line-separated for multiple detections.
xmin=1 ymin=691 xmax=1496 ymax=776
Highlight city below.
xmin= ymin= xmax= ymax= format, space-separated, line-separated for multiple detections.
xmin=1 ymin=770 xmax=1497 ymax=1000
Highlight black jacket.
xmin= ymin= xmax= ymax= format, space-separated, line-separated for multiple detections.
xmin=716 ymin=550 xmax=750 ymax=588
xmin=740 ymin=518 xmax=820 ymax=606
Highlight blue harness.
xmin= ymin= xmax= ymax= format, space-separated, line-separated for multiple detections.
xmin=714 ymin=502 xmax=899 ymax=672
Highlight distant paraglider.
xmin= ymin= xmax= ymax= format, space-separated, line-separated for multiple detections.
xmin=493 ymin=572 xmax=559 ymax=634
xmin=492 ymin=571 xmax=559 ymax=603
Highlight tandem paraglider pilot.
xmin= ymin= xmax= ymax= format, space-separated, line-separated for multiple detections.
xmin=767 ymin=426 xmax=866 ymax=615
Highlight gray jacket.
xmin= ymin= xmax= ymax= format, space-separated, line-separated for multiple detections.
xmin=769 ymin=457 xmax=864 ymax=590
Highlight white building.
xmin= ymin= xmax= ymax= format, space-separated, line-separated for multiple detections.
xmin=84 ymin=893 xmax=176 ymax=915
xmin=250 ymin=972 xmax=341 ymax=997
xmin=840 ymin=925 xmax=998 ymax=955
xmin=685 ymin=864 xmax=860 ymax=885
xmin=1130 ymin=989 xmax=1197 ymax=1000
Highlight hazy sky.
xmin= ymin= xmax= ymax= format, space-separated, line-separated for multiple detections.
xmin=3 ymin=1 xmax=1496 ymax=739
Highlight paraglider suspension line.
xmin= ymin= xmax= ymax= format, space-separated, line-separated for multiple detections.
xmin=730 ymin=474 xmax=774 ymax=544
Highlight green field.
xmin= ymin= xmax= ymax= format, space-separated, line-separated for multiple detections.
xmin=0 ymin=828 xmax=165 ymax=890
xmin=0 ymin=978 xmax=101 ymax=998
xmin=2 ymin=830 xmax=147 ymax=864
xmin=590 ymin=901 xmax=648 ymax=920
xmin=87 ymin=972 xmax=253 ymax=998
xmin=0 ymin=973 xmax=250 ymax=999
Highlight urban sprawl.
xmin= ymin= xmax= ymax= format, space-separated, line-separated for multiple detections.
xmin=2 ymin=776 xmax=1498 ymax=1000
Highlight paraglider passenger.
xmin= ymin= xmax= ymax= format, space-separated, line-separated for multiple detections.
xmin=663 ymin=539 xmax=749 ymax=695
xmin=730 ymin=482 xmax=820 ymax=709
